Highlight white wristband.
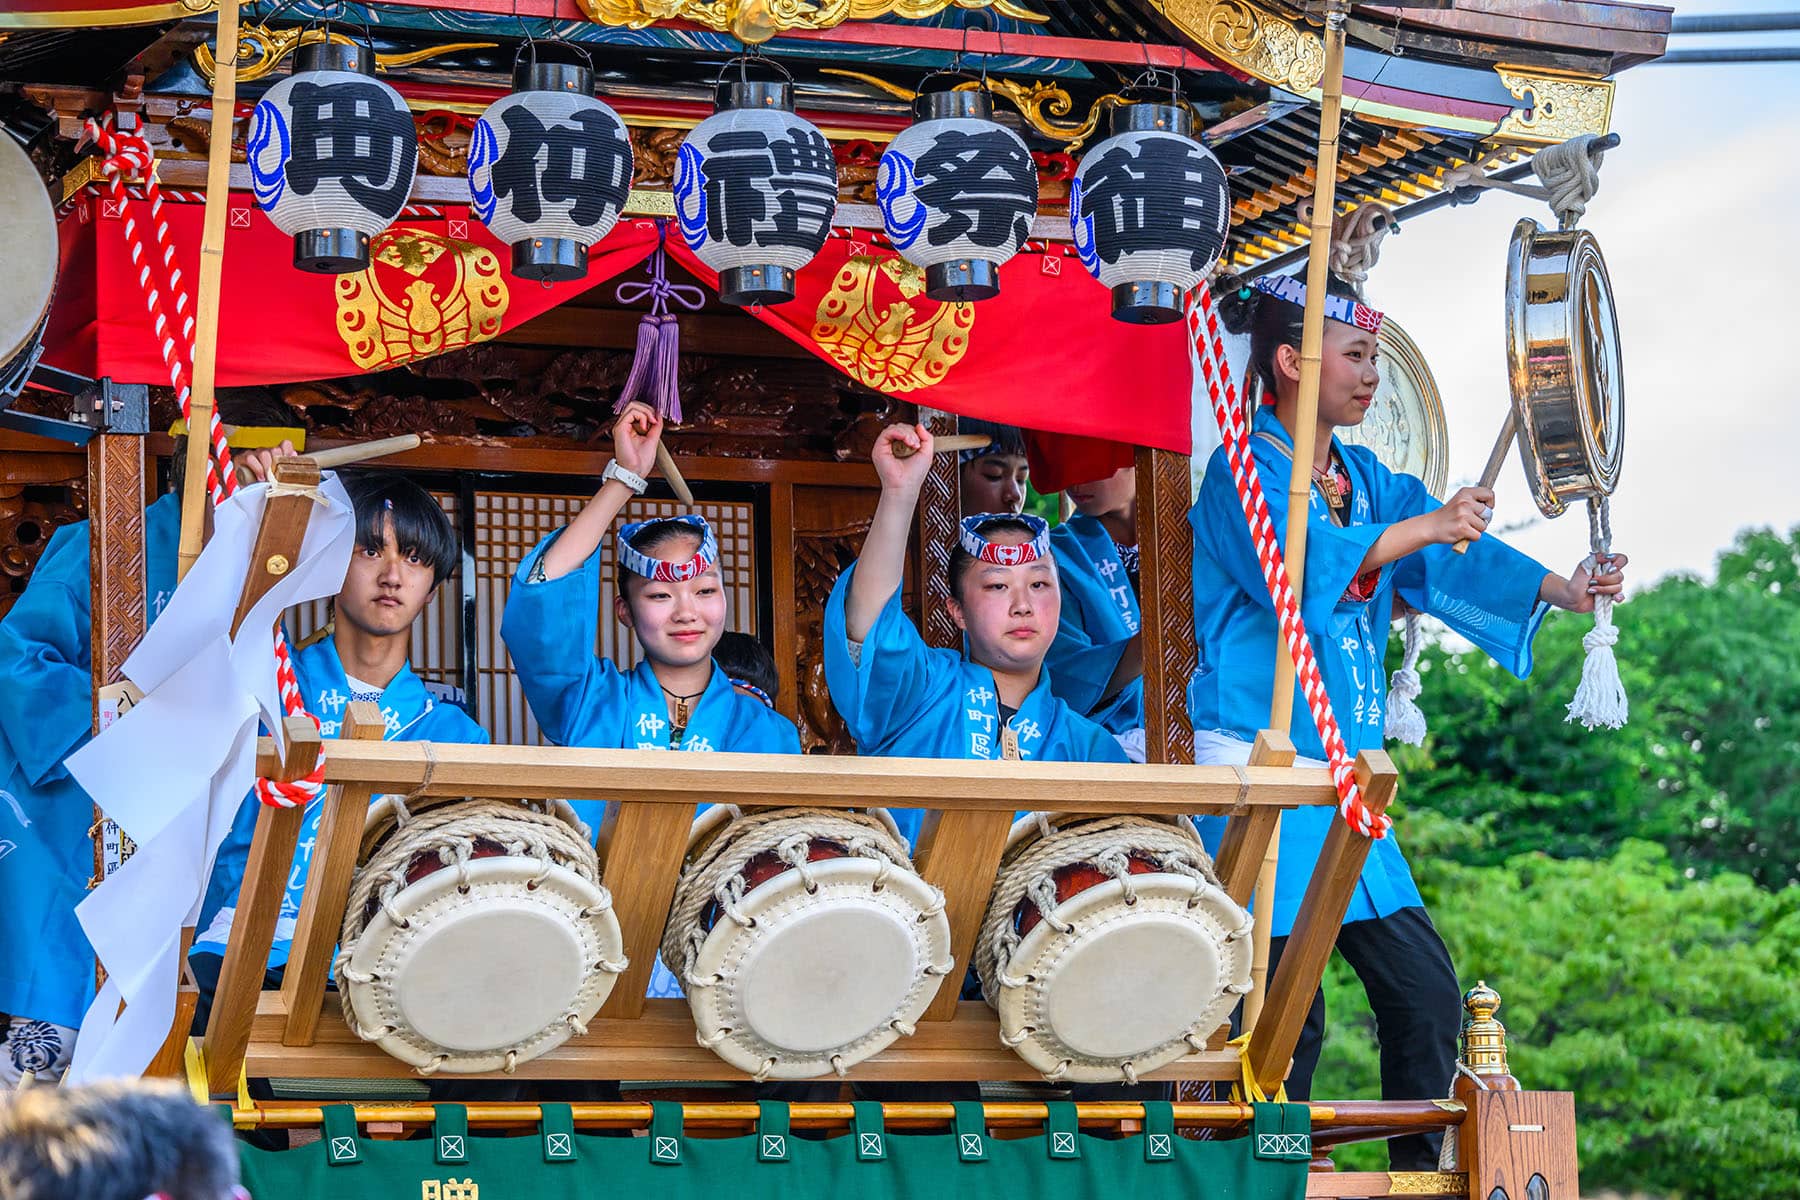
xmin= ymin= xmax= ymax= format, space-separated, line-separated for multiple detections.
xmin=603 ymin=459 xmax=649 ymax=496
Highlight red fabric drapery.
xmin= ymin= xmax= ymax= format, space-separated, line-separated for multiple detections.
xmin=43 ymin=194 xmax=660 ymax=387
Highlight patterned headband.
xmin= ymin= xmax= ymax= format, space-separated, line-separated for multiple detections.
xmin=618 ymin=514 xmax=718 ymax=582
xmin=730 ymin=678 xmax=775 ymax=709
xmin=958 ymin=513 xmax=1052 ymax=566
xmin=959 ymin=442 xmax=1014 ymax=464
xmin=1250 ymin=274 xmax=1384 ymax=336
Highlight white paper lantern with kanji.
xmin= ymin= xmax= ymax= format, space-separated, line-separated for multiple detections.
xmin=469 ymin=59 xmax=633 ymax=283
xmin=673 ymin=77 xmax=838 ymax=306
xmin=246 ymin=39 xmax=419 ymax=274
xmin=1070 ymin=102 xmax=1230 ymax=324
xmin=877 ymin=89 xmax=1037 ymax=303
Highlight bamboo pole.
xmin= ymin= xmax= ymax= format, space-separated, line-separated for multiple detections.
xmin=176 ymin=0 xmax=242 ymax=581
xmin=1246 ymin=0 xmax=1351 ymax=1032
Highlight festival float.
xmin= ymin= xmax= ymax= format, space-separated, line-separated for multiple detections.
xmin=0 ymin=1 xmax=1663 ymax=1197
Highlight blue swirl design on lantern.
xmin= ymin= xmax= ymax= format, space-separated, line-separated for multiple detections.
xmin=246 ymin=98 xmax=290 ymax=212
xmin=467 ymin=115 xmax=499 ymax=224
xmin=1068 ymin=176 xmax=1099 ymax=275
xmin=673 ymin=140 xmax=708 ymax=248
xmin=876 ymin=150 xmax=925 ymax=251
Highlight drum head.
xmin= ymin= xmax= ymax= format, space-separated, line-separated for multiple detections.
xmin=687 ymin=856 xmax=951 ymax=1079
xmin=1506 ymin=218 xmax=1625 ymax=517
xmin=995 ymin=874 xmax=1251 ymax=1082
xmin=0 ymin=134 xmax=55 ymax=375
xmin=342 ymin=856 xmax=624 ymax=1073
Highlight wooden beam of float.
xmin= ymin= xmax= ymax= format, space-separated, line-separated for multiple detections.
xmin=253 ymin=739 xmax=1344 ymax=814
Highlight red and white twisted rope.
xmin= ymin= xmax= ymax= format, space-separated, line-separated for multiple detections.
xmin=1187 ymin=284 xmax=1390 ymax=839
xmin=81 ymin=113 xmax=325 ymax=811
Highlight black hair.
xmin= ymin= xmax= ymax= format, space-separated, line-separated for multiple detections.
xmin=1217 ymin=272 xmax=1365 ymax=397
xmin=0 ymin=1078 xmax=240 ymax=1200
xmin=955 ymin=418 xmax=1029 ymax=460
xmin=713 ymin=631 xmax=779 ymax=700
xmin=946 ymin=514 xmax=1047 ymax=602
xmin=615 ymin=518 xmax=706 ymax=596
xmin=340 ymin=472 xmax=460 ymax=587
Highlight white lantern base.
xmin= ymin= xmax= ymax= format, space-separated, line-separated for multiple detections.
xmin=926 ymin=258 xmax=999 ymax=303
xmin=513 ymin=237 xmax=589 ymax=284
xmin=1111 ymin=280 xmax=1185 ymax=325
xmin=718 ymin=263 xmax=795 ymax=307
xmin=293 ymin=227 xmax=370 ymax=275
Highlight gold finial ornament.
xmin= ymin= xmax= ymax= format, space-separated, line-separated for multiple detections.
xmin=1460 ymin=980 xmax=1509 ymax=1077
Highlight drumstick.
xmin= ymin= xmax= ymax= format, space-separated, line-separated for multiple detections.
xmin=1452 ymin=410 xmax=1517 ymax=554
xmin=656 ymin=442 xmax=696 ymax=507
xmin=233 ymin=434 xmax=421 ymax=485
xmin=889 ymin=433 xmax=991 ymax=460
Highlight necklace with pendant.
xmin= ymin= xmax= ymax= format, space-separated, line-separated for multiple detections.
xmin=662 ymin=685 xmax=705 ymax=733
xmin=1313 ymin=454 xmax=1349 ymax=511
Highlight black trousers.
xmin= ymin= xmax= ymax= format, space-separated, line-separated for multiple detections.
xmin=1267 ymin=905 xmax=1460 ymax=1172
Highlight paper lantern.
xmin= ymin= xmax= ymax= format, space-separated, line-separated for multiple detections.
xmin=672 ymin=75 xmax=837 ymax=306
xmin=877 ymin=89 xmax=1037 ymax=302
xmin=468 ymin=56 xmax=633 ymax=283
xmin=1070 ymin=102 xmax=1230 ymax=324
xmin=247 ymin=40 xmax=419 ymax=274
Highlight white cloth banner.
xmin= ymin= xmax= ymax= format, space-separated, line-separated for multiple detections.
xmin=65 ymin=476 xmax=353 ymax=1083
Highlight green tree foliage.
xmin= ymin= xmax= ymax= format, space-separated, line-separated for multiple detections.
xmin=1392 ymin=524 xmax=1800 ymax=888
xmin=1313 ymin=836 xmax=1800 ymax=1198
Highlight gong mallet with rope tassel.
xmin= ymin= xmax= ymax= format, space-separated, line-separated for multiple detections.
xmin=887 ymin=433 xmax=991 ymax=460
xmin=230 ymin=434 xmax=425 ymax=486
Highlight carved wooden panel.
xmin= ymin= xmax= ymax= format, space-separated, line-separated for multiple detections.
xmin=1137 ymin=446 xmax=1196 ymax=765
xmin=0 ymin=477 xmax=84 ymax=622
xmin=915 ymin=408 xmax=961 ymax=651
xmin=87 ymin=435 xmax=147 ymax=693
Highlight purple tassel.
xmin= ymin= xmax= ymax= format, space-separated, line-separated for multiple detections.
xmin=654 ymin=314 xmax=683 ymax=424
xmin=613 ymin=219 xmax=703 ymax=423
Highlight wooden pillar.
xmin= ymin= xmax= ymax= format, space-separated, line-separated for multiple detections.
xmin=87 ymin=429 xmax=147 ymax=901
xmin=1135 ymin=446 xmax=1195 ymax=766
xmin=913 ymin=408 xmax=961 ymax=650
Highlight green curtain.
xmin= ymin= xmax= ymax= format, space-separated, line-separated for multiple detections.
xmin=238 ymin=1100 xmax=1312 ymax=1200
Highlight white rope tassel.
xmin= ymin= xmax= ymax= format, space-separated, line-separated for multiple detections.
xmin=1384 ymin=611 xmax=1429 ymax=746
xmin=1566 ymin=496 xmax=1628 ymax=730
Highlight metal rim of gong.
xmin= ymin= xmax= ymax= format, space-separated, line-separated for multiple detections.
xmin=1504 ymin=217 xmax=1625 ymax=519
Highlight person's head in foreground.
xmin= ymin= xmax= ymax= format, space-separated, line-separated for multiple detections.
xmin=0 ymin=1079 xmax=245 ymax=1200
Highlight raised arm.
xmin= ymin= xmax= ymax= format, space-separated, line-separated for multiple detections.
xmin=844 ymin=423 xmax=935 ymax=642
xmin=540 ymin=401 xmax=664 ymax=581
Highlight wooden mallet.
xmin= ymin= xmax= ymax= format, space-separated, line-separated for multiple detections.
xmin=234 ymin=433 xmax=422 ymax=485
xmin=889 ymin=433 xmax=992 ymax=460
xmin=1452 ymin=410 xmax=1517 ymax=554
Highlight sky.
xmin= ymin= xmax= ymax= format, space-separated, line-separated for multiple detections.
xmin=1356 ymin=0 xmax=1800 ymax=587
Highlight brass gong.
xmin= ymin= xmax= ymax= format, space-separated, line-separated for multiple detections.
xmin=1505 ymin=218 xmax=1625 ymax=518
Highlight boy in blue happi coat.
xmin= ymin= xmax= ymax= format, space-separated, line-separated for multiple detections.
xmin=191 ymin=470 xmax=489 ymax=1019
xmin=826 ymin=422 xmax=1128 ymax=851
xmin=1189 ymin=273 xmax=1629 ymax=1169
xmin=0 ymin=490 xmax=180 ymax=1082
xmin=1047 ymin=465 xmax=1145 ymax=760
xmin=502 ymin=401 xmax=801 ymax=763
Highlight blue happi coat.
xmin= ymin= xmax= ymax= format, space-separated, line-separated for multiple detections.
xmin=193 ymin=634 xmax=489 ymax=968
xmin=825 ymin=562 xmax=1129 ymax=847
xmin=504 ymin=530 xmax=803 ymax=1003
xmin=1188 ymin=407 xmax=1551 ymax=936
xmin=1046 ymin=514 xmax=1143 ymax=736
xmin=0 ymin=494 xmax=180 ymax=1028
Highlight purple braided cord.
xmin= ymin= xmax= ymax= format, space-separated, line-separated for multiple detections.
xmin=615 ymin=218 xmax=703 ymax=423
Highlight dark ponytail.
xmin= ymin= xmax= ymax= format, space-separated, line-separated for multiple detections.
xmin=1215 ymin=272 xmax=1363 ymax=396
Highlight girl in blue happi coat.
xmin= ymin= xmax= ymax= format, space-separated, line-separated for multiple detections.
xmin=1188 ymin=273 xmax=1629 ymax=1170
xmin=192 ymin=471 xmax=488 ymax=1018
xmin=501 ymin=401 xmax=801 ymax=763
xmin=1047 ymin=465 xmax=1145 ymax=760
xmin=826 ymin=423 xmax=1127 ymax=848
xmin=0 ymin=489 xmax=180 ymax=1081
